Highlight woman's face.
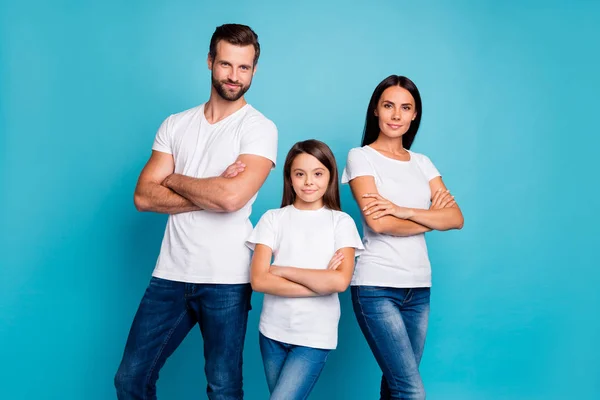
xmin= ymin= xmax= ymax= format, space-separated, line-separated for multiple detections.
xmin=375 ymin=85 xmax=418 ymax=141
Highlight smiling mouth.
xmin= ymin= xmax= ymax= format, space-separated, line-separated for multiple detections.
xmin=387 ymin=124 xmax=402 ymax=129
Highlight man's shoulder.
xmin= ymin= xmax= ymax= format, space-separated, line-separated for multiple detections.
xmin=240 ymin=105 xmax=276 ymax=130
xmin=169 ymin=104 xmax=204 ymax=122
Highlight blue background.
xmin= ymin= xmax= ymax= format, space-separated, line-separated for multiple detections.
xmin=2 ymin=0 xmax=599 ymax=399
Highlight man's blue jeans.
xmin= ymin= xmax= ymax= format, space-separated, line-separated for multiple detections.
xmin=114 ymin=277 xmax=252 ymax=400
xmin=259 ymin=333 xmax=330 ymax=400
xmin=352 ymin=286 xmax=430 ymax=400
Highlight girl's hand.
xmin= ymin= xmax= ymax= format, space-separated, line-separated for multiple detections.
xmin=362 ymin=193 xmax=414 ymax=219
xmin=327 ymin=251 xmax=345 ymax=270
xmin=430 ymin=188 xmax=455 ymax=210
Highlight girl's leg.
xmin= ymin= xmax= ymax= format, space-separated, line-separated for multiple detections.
xmin=269 ymin=344 xmax=330 ymax=400
xmin=259 ymin=333 xmax=290 ymax=394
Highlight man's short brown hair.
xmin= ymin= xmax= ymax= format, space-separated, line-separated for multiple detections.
xmin=209 ymin=24 xmax=260 ymax=66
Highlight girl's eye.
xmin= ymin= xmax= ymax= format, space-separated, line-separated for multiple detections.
xmin=315 ymin=172 xmax=322 ymax=177
xmin=295 ymin=172 xmax=304 ymax=177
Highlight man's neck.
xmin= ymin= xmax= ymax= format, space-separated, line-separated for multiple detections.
xmin=204 ymin=89 xmax=247 ymax=124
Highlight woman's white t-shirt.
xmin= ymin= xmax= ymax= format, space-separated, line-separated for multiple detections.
xmin=246 ymin=205 xmax=363 ymax=350
xmin=341 ymin=146 xmax=441 ymax=288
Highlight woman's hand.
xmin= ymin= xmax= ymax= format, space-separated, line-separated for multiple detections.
xmin=362 ymin=193 xmax=415 ymax=219
xmin=430 ymin=188 xmax=455 ymax=210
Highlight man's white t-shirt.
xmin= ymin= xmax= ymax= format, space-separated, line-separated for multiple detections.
xmin=246 ymin=205 xmax=364 ymax=350
xmin=342 ymin=146 xmax=441 ymax=288
xmin=151 ymin=104 xmax=278 ymax=284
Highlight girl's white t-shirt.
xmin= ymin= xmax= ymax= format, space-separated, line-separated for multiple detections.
xmin=341 ymin=146 xmax=441 ymax=288
xmin=246 ymin=205 xmax=364 ymax=350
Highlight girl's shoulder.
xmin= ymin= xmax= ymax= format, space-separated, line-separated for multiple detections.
xmin=259 ymin=206 xmax=292 ymax=219
xmin=329 ymin=209 xmax=358 ymax=225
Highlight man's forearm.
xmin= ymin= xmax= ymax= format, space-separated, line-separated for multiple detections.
xmin=163 ymin=174 xmax=237 ymax=212
xmin=134 ymin=182 xmax=201 ymax=214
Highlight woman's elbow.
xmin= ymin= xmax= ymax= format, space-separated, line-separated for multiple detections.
xmin=365 ymin=219 xmax=385 ymax=234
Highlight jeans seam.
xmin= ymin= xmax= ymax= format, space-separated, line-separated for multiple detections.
xmin=355 ymin=289 xmax=401 ymax=387
xmin=143 ymin=309 xmax=189 ymax=395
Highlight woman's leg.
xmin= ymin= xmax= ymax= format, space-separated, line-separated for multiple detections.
xmin=351 ymin=286 xmax=428 ymax=400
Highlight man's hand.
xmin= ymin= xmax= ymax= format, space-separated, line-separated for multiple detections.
xmin=221 ymin=161 xmax=246 ymax=178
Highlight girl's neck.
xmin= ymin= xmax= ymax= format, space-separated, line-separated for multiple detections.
xmin=292 ymin=198 xmax=324 ymax=211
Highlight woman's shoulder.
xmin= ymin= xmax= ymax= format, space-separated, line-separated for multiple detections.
xmin=408 ymin=149 xmax=432 ymax=161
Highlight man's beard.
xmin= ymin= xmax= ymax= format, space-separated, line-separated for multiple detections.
xmin=211 ymin=74 xmax=251 ymax=101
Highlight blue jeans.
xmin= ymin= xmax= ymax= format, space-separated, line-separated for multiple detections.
xmin=259 ymin=333 xmax=330 ymax=400
xmin=114 ymin=277 xmax=252 ymax=400
xmin=352 ymin=286 xmax=430 ymax=400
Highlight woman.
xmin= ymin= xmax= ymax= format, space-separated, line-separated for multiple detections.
xmin=342 ymin=75 xmax=464 ymax=400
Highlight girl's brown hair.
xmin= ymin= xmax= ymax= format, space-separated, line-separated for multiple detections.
xmin=281 ymin=140 xmax=341 ymax=211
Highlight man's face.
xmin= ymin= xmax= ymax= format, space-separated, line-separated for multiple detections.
xmin=208 ymin=41 xmax=256 ymax=101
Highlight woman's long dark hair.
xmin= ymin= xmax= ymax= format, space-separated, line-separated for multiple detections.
xmin=281 ymin=140 xmax=341 ymax=211
xmin=361 ymin=75 xmax=423 ymax=150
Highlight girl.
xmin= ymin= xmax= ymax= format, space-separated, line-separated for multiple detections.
xmin=342 ymin=75 xmax=464 ymax=400
xmin=247 ymin=139 xmax=363 ymax=400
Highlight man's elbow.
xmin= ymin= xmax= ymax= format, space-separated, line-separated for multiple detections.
xmin=220 ymin=192 xmax=247 ymax=213
xmin=133 ymin=193 xmax=150 ymax=212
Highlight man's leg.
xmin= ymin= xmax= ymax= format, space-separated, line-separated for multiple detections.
xmin=114 ymin=277 xmax=197 ymax=400
xmin=192 ymin=283 xmax=252 ymax=400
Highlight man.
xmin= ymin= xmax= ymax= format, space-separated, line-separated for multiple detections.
xmin=114 ymin=24 xmax=277 ymax=400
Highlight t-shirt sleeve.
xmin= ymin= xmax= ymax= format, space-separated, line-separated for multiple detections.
xmin=246 ymin=211 xmax=277 ymax=251
xmin=416 ymin=154 xmax=441 ymax=181
xmin=151 ymin=116 xmax=173 ymax=154
xmin=240 ymin=117 xmax=278 ymax=167
xmin=341 ymin=148 xmax=375 ymax=184
xmin=334 ymin=213 xmax=365 ymax=256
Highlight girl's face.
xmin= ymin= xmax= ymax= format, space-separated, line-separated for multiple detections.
xmin=290 ymin=153 xmax=330 ymax=210
xmin=375 ymin=85 xmax=418 ymax=141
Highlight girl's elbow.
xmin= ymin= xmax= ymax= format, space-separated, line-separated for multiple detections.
xmin=331 ymin=277 xmax=352 ymax=293
xmin=250 ymin=276 xmax=264 ymax=293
